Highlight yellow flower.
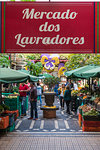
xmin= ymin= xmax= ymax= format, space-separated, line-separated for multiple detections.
xmin=58 ymin=67 xmax=66 ymax=75
xmin=51 ymin=57 xmax=59 ymax=65
xmin=25 ymin=66 xmax=28 ymax=70
xmin=41 ymin=56 xmax=48 ymax=65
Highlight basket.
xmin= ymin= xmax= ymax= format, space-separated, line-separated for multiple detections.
xmin=0 ymin=116 xmax=9 ymax=129
xmin=4 ymin=96 xmax=19 ymax=111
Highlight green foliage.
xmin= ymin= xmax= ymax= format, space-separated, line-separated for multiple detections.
xmin=13 ymin=86 xmax=19 ymax=93
xmin=26 ymin=54 xmax=41 ymax=60
xmin=43 ymin=76 xmax=60 ymax=91
xmin=65 ymin=54 xmax=100 ymax=71
xmin=26 ymin=61 xmax=43 ymax=76
xmin=0 ymin=54 xmax=10 ymax=67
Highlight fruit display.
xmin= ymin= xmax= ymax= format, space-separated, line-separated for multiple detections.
xmin=71 ymin=90 xmax=79 ymax=96
xmin=79 ymin=104 xmax=91 ymax=113
xmin=84 ymin=108 xmax=99 ymax=116
xmin=94 ymin=97 xmax=100 ymax=104
xmin=83 ymin=96 xmax=87 ymax=100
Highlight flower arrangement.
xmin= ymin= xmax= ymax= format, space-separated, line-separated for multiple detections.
xmin=41 ymin=54 xmax=59 ymax=72
xmin=41 ymin=56 xmax=48 ymax=65
xmin=58 ymin=63 xmax=66 ymax=75
xmin=58 ymin=67 xmax=66 ymax=75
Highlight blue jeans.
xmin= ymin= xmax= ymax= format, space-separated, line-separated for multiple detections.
xmin=30 ymin=101 xmax=38 ymax=119
xmin=38 ymin=95 xmax=42 ymax=105
xmin=21 ymin=96 xmax=26 ymax=115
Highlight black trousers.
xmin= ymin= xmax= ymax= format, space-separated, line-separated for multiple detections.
xmin=60 ymin=96 xmax=64 ymax=108
xmin=30 ymin=101 xmax=38 ymax=118
xmin=65 ymin=100 xmax=71 ymax=113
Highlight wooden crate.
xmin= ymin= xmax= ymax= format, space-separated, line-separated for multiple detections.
xmin=82 ymin=125 xmax=100 ymax=132
xmin=82 ymin=120 xmax=100 ymax=127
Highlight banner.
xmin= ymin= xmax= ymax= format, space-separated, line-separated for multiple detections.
xmin=0 ymin=2 xmax=100 ymax=53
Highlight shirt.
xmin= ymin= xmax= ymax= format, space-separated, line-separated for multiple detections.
xmin=29 ymin=86 xmax=37 ymax=101
xmin=60 ymin=90 xmax=64 ymax=97
xmin=19 ymin=84 xmax=29 ymax=97
xmin=37 ymin=86 xmax=42 ymax=96
xmin=74 ymin=83 xmax=78 ymax=90
xmin=64 ymin=90 xmax=71 ymax=101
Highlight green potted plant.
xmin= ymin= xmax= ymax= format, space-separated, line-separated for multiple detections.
xmin=43 ymin=76 xmax=60 ymax=106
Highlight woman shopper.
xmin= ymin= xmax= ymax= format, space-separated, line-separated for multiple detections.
xmin=64 ymin=85 xmax=71 ymax=114
xmin=58 ymin=84 xmax=66 ymax=110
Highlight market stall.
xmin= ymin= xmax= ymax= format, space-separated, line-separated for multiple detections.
xmin=64 ymin=64 xmax=99 ymax=79
xmin=78 ymin=98 xmax=100 ymax=132
xmin=0 ymin=68 xmax=39 ymax=132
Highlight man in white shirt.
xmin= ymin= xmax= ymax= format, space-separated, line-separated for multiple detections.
xmin=37 ymin=83 xmax=42 ymax=106
xmin=73 ymin=81 xmax=78 ymax=90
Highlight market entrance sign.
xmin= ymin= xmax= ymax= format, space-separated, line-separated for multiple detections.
xmin=0 ymin=2 xmax=100 ymax=53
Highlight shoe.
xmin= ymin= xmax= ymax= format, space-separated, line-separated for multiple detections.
xmin=62 ymin=107 xmax=64 ymax=110
xmin=23 ymin=113 xmax=26 ymax=116
xmin=21 ymin=115 xmax=24 ymax=118
xmin=33 ymin=118 xmax=38 ymax=120
xmin=66 ymin=110 xmax=70 ymax=114
xmin=28 ymin=117 xmax=33 ymax=120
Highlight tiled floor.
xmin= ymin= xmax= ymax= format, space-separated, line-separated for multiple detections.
xmin=15 ymin=98 xmax=81 ymax=132
xmin=0 ymin=133 xmax=100 ymax=150
xmin=0 ymin=97 xmax=100 ymax=150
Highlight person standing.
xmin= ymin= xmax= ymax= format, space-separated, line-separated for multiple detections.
xmin=64 ymin=85 xmax=71 ymax=114
xmin=65 ymin=79 xmax=69 ymax=87
xmin=73 ymin=81 xmax=78 ymax=90
xmin=69 ymin=79 xmax=74 ymax=89
xmin=58 ymin=84 xmax=66 ymax=110
xmin=37 ymin=83 xmax=42 ymax=106
xmin=28 ymin=82 xmax=38 ymax=120
xmin=19 ymin=83 xmax=29 ymax=117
